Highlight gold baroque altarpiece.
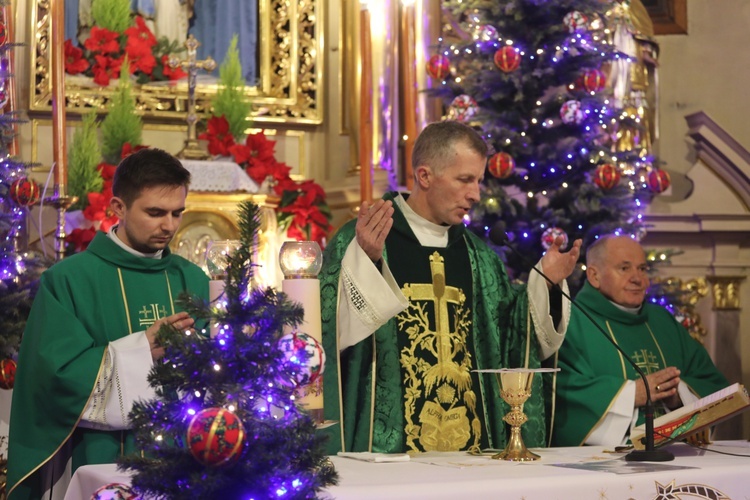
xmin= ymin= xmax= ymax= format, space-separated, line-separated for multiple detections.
xmin=28 ymin=0 xmax=323 ymax=124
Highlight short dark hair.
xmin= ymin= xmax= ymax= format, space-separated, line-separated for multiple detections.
xmin=412 ymin=121 xmax=488 ymax=175
xmin=112 ymin=148 xmax=191 ymax=206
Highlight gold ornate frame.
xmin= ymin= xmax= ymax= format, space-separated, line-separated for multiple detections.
xmin=28 ymin=0 xmax=323 ymax=124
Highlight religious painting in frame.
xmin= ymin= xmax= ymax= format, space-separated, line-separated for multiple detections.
xmin=28 ymin=0 xmax=323 ymax=125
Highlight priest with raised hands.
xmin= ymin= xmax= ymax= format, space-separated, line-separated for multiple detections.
xmin=320 ymin=121 xmax=582 ymax=455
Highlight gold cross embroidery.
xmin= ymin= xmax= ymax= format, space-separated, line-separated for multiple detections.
xmin=402 ymin=252 xmax=465 ymax=367
xmin=632 ymin=348 xmax=660 ymax=374
xmin=138 ymin=304 xmax=169 ymax=328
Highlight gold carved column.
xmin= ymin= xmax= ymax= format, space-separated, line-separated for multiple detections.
xmin=706 ymin=276 xmax=746 ymax=440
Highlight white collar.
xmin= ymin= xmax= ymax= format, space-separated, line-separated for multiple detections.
xmin=395 ymin=194 xmax=450 ymax=248
xmin=108 ymin=225 xmax=164 ymax=259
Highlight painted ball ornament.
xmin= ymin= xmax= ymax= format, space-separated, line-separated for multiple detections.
xmin=560 ymin=100 xmax=584 ymax=125
xmin=583 ymin=69 xmax=606 ymax=92
xmin=541 ymin=227 xmax=569 ymax=251
xmin=563 ymin=11 xmax=589 ymax=33
xmin=0 ymin=21 xmax=6 ymax=46
xmin=278 ymin=331 xmax=325 ymax=387
xmin=446 ymin=94 xmax=479 ymax=123
xmin=594 ymin=163 xmax=620 ymax=190
xmin=0 ymin=358 xmax=16 ymax=389
xmin=488 ymin=152 xmax=515 ymax=179
xmin=10 ymin=177 xmax=40 ymax=206
xmin=648 ymin=169 xmax=671 ymax=194
xmin=90 ymin=483 xmax=137 ymax=500
xmin=494 ymin=46 xmax=521 ymax=73
xmin=426 ymin=54 xmax=450 ymax=80
xmin=187 ymin=408 xmax=245 ymax=466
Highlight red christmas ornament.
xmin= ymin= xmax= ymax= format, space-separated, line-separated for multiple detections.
xmin=0 ymin=22 xmax=6 ymax=46
xmin=647 ymin=169 xmax=671 ymax=194
xmin=10 ymin=177 xmax=40 ymax=207
xmin=594 ymin=163 xmax=620 ymax=190
xmin=488 ymin=152 xmax=515 ymax=179
xmin=493 ymin=46 xmax=521 ymax=73
xmin=0 ymin=358 xmax=16 ymax=390
xmin=426 ymin=54 xmax=450 ymax=80
xmin=583 ymin=69 xmax=606 ymax=92
xmin=187 ymin=408 xmax=245 ymax=466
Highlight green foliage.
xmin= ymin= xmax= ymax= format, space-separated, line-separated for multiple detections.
xmin=91 ymin=0 xmax=132 ymax=34
xmin=213 ymin=35 xmax=252 ymax=141
xmin=100 ymin=60 xmax=143 ymax=163
xmin=68 ymin=113 xmax=103 ymax=211
xmin=120 ymin=201 xmax=337 ymax=498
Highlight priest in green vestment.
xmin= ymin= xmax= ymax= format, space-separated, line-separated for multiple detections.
xmin=7 ymin=149 xmax=209 ymax=500
xmin=551 ymin=235 xmax=728 ymax=447
xmin=320 ymin=121 xmax=582 ymax=454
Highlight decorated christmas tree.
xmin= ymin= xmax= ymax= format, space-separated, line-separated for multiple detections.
xmin=0 ymin=0 xmax=49 ymax=384
xmin=431 ymin=0 xmax=669 ymax=290
xmin=119 ymin=201 xmax=337 ymax=498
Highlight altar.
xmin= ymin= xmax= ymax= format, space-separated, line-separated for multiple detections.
xmin=64 ymin=441 xmax=750 ymax=499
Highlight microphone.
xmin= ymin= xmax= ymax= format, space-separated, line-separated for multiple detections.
xmin=489 ymin=222 xmax=674 ymax=462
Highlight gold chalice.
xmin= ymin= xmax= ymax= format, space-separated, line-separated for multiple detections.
xmin=492 ymin=370 xmax=539 ymax=461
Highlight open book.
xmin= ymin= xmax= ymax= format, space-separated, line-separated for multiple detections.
xmin=631 ymin=383 xmax=750 ymax=449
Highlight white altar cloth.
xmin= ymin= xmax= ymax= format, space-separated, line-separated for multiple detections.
xmin=64 ymin=441 xmax=750 ymax=500
xmin=180 ymin=159 xmax=259 ymax=192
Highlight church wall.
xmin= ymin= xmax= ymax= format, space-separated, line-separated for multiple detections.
xmin=646 ymin=0 xmax=750 ymax=438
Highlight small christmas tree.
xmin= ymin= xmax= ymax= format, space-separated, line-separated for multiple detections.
xmin=120 ymin=201 xmax=337 ymax=498
xmin=0 ymin=0 xmax=50 ymax=364
xmin=67 ymin=112 xmax=103 ymax=211
xmin=100 ymin=59 xmax=143 ymax=163
xmin=212 ymin=35 xmax=253 ymax=142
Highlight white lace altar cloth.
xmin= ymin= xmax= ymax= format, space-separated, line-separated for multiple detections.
xmin=180 ymin=159 xmax=259 ymax=192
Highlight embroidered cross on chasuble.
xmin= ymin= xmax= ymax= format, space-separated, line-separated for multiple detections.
xmin=116 ymin=268 xmax=177 ymax=334
xmin=397 ymin=251 xmax=484 ymax=452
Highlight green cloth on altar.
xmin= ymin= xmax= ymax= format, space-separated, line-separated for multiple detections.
xmin=551 ymin=281 xmax=728 ymax=447
xmin=320 ymin=192 xmax=550 ymax=454
xmin=7 ymin=232 xmax=208 ymax=500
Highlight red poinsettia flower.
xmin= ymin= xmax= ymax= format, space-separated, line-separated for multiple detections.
xmin=83 ymin=190 xmax=118 ymax=231
xmin=83 ymin=191 xmax=110 ymax=222
xmin=160 ymin=55 xmax=187 ymax=81
xmin=296 ymin=180 xmax=327 ymax=206
xmin=120 ymin=143 xmax=148 ymax=159
xmin=92 ymin=54 xmax=124 ymax=86
xmin=244 ymin=132 xmax=277 ymax=162
xmin=281 ymin=203 xmax=331 ymax=245
xmin=273 ymin=176 xmax=299 ymax=196
xmin=64 ymin=40 xmax=90 ymax=75
xmin=124 ymin=16 xmax=157 ymax=48
xmin=66 ymin=227 xmax=98 ymax=253
xmin=97 ymin=162 xmax=117 ymax=181
xmin=84 ymin=26 xmax=121 ymax=54
xmin=198 ymin=116 xmax=236 ymax=156
xmin=125 ymin=37 xmax=157 ymax=75
xmin=268 ymin=160 xmax=292 ymax=182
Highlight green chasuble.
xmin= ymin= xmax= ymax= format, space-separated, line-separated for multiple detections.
xmin=320 ymin=192 xmax=550 ymax=454
xmin=551 ymin=281 xmax=728 ymax=447
xmin=7 ymin=232 xmax=208 ymax=500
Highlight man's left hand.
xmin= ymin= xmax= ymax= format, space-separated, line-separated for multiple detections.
xmin=540 ymin=236 xmax=582 ymax=286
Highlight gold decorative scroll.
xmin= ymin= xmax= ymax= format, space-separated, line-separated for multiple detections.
xmin=651 ymin=277 xmax=709 ymax=344
xmin=708 ymin=276 xmax=745 ymax=311
xmin=29 ymin=0 xmax=323 ymax=124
